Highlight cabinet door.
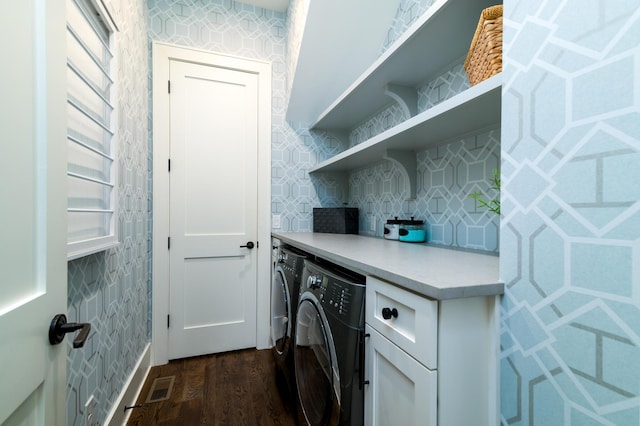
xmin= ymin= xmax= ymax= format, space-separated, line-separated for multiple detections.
xmin=365 ymin=325 xmax=437 ymax=426
xmin=366 ymin=276 xmax=438 ymax=369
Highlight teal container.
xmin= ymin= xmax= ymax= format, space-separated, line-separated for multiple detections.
xmin=398 ymin=218 xmax=425 ymax=243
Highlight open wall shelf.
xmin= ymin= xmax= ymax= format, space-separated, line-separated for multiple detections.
xmin=310 ymin=74 xmax=502 ymax=199
xmin=307 ymin=0 xmax=503 ymax=202
xmin=310 ymin=0 xmax=500 ymax=132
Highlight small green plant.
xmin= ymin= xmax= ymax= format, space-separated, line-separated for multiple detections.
xmin=470 ymin=168 xmax=501 ymax=215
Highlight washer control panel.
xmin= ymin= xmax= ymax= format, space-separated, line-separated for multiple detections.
xmin=302 ymin=261 xmax=365 ymax=325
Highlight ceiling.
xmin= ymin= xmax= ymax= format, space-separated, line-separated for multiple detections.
xmin=240 ymin=0 xmax=291 ymax=12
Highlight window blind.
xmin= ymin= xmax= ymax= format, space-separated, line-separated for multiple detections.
xmin=67 ymin=0 xmax=118 ymax=259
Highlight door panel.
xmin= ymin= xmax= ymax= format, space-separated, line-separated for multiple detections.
xmin=0 ymin=0 xmax=67 ymax=424
xmin=168 ymin=60 xmax=258 ymax=359
xmin=183 ymin=257 xmax=246 ymax=327
xmin=364 ymin=326 xmax=437 ymax=426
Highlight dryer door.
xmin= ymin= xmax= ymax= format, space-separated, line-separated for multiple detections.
xmin=294 ymin=296 xmax=340 ymax=426
xmin=271 ymin=267 xmax=291 ymax=355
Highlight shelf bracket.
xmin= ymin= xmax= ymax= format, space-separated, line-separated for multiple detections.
xmin=383 ymin=150 xmax=416 ymax=200
xmin=384 ymin=84 xmax=418 ymax=118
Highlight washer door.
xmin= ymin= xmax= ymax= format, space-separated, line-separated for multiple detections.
xmin=271 ymin=267 xmax=291 ymax=356
xmin=294 ymin=295 xmax=340 ymax=425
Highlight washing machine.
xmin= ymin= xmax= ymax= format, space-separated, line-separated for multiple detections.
xmin=271 ymin=244 xmax=307 ymax=398
xmin=294 ymin=259 xmax=366 ymax=426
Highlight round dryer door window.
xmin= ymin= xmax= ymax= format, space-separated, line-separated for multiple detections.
xmin=294 ymin=298 xmax=339 ymax=425
xmin=271 ymin=268 xmax=290 ymax=355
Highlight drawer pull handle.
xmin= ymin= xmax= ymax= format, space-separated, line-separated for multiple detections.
xmin=381 ymin=307 xmax=398 ymax=320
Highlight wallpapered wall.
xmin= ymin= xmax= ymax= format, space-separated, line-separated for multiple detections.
xmin=381 ymin=0 xmax=436 ymax=54
xmin=66 ymin=0 xmax=150 ymax=425
xmin=500 ymin=1 xmax=640 ymax=424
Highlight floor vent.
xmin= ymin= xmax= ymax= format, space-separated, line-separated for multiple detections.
xmin=145 ymin=376 xmax=175 ymax=403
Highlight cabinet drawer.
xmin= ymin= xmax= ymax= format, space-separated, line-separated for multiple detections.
xmin=365 ymin=325 xmax=437 ymax=426
xmin=366 ymin=276 xmax=438 ymax=369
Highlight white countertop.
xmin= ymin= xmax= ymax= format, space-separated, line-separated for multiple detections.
xmin=272 ymin=232 xmax=503 ymax=300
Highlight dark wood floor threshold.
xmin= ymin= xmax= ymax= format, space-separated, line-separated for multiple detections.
xmin=126 ymin=348 xmax=297 ymax=425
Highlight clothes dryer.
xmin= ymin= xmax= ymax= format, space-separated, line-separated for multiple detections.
xmin=294 ymin=259 xmax=366 ymax=426
xmin=271 ymin=245 xmax=307 ymax=396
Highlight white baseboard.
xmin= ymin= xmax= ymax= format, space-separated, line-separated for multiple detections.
xmin=106 ymin=342 xmax=152 ymax=426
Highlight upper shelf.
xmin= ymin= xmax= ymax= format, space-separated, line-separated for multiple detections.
xmin=310 ymin=0 xmax=500 ymax=131
xmin=309 ymin=74 xmax=501 ymax=175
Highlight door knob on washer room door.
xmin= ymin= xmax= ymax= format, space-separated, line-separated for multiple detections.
xmin=48 ymin=314 xmax=91 ymax=348
xmin=240 ymin=241 xmax=255 ymax=249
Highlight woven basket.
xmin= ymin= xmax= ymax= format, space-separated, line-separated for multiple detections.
xmin=464 ymin=5 xmax=503 ymax=86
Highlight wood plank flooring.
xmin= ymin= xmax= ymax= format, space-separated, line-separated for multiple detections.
xmin=126 ymin=349 xmax=297 ymax=426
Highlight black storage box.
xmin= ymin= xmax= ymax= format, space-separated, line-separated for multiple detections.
xmin=313 ymin=208 xmax=359 ymax=234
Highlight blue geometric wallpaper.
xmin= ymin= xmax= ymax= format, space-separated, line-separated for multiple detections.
xmin=66 ymin=0 xmax=150 ymax=425
xmin=500 ymin=1 xmax=640 ymax=424
xmin=380 ymin=0 xmax=436 ymax=54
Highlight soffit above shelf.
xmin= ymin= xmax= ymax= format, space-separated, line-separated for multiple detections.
xmin=285 ymin=0 xmax=400 ymax=124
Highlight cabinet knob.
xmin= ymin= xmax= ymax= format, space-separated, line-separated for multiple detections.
xmin=381 ymin=307 xmax=398 ymax=320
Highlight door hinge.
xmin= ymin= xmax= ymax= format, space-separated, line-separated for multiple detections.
xmin=168 ymin=158 xmax=171 ymax=172
xmin=167 ymin=314 xmax=170 ymax=328
xmin=168 ymin=237 xmax=170 ymax=250
xmin=168 ymin=80 xmax=171 ymax=93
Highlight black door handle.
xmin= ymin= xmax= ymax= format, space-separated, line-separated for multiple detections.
xmin=240 ymin=241 xmax=255 ymax=249
xmin=49 ymin=314 xmax=91 ymax=348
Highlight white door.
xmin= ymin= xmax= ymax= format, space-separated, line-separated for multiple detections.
xmin=167 ymin=59 xmax=259 ymax=359
xmin=0 ymin=1 xmax=68 ymax=425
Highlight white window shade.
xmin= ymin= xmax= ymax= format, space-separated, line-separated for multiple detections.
xmin=67 ymin=0 xmax=119 ymax=260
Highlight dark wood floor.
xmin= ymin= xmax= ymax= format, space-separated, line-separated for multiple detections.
xmin=126 ymin=348 xmax=297 ymax=425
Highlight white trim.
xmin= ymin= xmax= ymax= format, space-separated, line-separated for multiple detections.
xmin=489 ymin=295 xmax=500 ymax=425
xmin=152 ymin=42 xmax=272 ymax=364
xmin=67 ymin=237 xmax=119 ymax=261
xmin=90 ymin=0 xmax=119 ymax=33
xmin=105 ymin=343 xmax=152 ymax=426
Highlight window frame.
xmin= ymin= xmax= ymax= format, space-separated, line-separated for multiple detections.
xmin=66 ymin=0 xmax=119 ymax=260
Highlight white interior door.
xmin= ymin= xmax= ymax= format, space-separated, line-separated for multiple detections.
xmin=168 ymin=59 xmax=259 ymax=359
xmin=0 ymin=1 xmax=68 ymax=424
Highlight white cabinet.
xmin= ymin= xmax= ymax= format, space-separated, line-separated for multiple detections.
xmin=365 ymin=276 xmax=499 ymax=426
